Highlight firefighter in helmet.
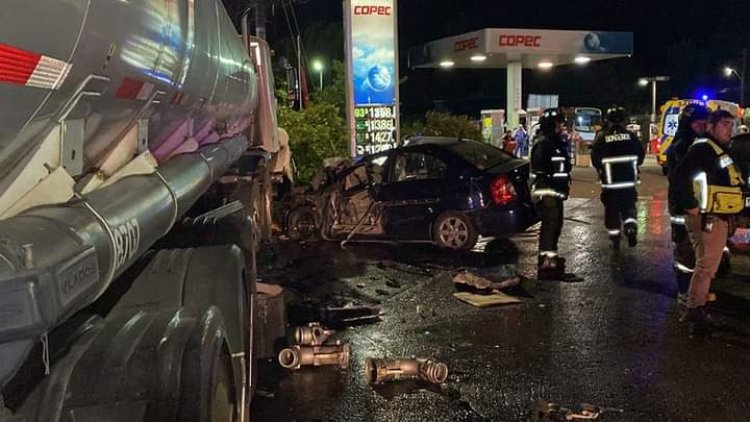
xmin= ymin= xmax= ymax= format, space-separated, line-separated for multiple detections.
xmin=591 ymin=106 xmax=645 ymax=249
xmin=530 ymin=108 xmax=576 ymax=280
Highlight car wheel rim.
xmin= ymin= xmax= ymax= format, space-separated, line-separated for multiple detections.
xmin=439 ymin=217 xmax=469 ymax=248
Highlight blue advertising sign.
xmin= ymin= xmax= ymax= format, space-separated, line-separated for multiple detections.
xmin=345 ymin=0 xmax=399 ymax=156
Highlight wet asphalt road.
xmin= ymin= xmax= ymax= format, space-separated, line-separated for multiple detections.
xmin=252 ymin=159 xmax=750 ymax=422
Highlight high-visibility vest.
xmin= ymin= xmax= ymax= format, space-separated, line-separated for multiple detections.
xmin=600 ymin=155 xmax=640 ymax=190
xmin=532 ymin=153 xmax=570 ymax=199
xmin=692 ymin=138 xmax=745 ymax=214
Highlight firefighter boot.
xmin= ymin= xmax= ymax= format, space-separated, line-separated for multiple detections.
xmin=554 ymin=256 xmax=581 ymax=281
xmin=537 ymin=255 xmax=560 ymax=281
xmin=624 ymin=223 xmax=637 ymax=247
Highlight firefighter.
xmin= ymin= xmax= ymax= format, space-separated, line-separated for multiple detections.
xmin=670 ymin=110 xmax=743 ymax=336
xmin=666 ymin=104 xmax=710 ymax=292
xmin=530 ymin=108 xmax=575 ymax=280
xmin=591 ymin=107 xmax=645 ymax=249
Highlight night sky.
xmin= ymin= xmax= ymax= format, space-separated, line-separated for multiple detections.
xmin=245 ymin=0 xmax=750 ymax=117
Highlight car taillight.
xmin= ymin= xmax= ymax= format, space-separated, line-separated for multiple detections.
xmin=490 ymin=175 xmax=517 ymax=205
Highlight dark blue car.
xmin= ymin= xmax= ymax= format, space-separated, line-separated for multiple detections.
xmin=286 ymin=137 xmax=539 ymax=250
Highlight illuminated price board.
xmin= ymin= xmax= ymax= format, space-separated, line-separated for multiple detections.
xmin=354 ymin=105 xmax=397 ymax=155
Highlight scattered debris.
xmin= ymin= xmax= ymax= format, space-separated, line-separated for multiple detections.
xmin=317 ymin=304 xmax=382 ymax=328
xmin=528 ymin=399 xmax=624 ymax=421
xmin=364 ymin=358 xmax=449 ymax=385
xmin=385 ymin=278 xmax=402 ymax=289
xmin=453 ymin=271 xmax=520 ymax=292
xmin=294 ymin=322 xmax=335 ymax=346
xmin=453 ymin=291 xmax=521 ymax=308
xmin=278 ymin=341 xmax=351 ymax=371
xmin=375 ymin=288 xmax=390 ymax=296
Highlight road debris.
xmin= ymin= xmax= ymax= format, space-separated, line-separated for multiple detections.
xmin=278 ymin=341 xmax=351 ymax=371
xmin=453 ymin=291 xmax=522 ymax=308
xmin=528 ymin=399 xmax=624 ymax=421
xmin=294 ymin=322 xmax=335 ymax=346
xmin=318 ymin=304 xmax=382 ymax=327
xmin=453 ymin=271 xmax=520 ymax=292
xmin=364 ymin=358 xmax=449 ymax=385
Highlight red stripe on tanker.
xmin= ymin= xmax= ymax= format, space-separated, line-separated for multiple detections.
xmin=115 ymin=77 xmax=155 ymax=100
xmin=0 ymin=42 xmax=71 ymax=89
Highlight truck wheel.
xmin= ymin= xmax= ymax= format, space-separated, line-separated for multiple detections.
xmin=286 ymin=206 xmax=319 ymax=241
xmin=432 ymin=211 xmax=478 ymax=251
xmin=180 ymin=311 xmax=239 ymax=422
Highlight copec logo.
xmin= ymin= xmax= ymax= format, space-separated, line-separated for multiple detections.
xmin=454 ymin=37 xmax=479 ymax=52
xmin=499 ymin=34 xmax=542 ymax=47
xmin=353 ymin=5 xmax=392 ymax=15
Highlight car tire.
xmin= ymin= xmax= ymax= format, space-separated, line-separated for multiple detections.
xmin=286 ymin=206 xmax=319 ymax=241
xmin=432 ymin=211 xmax=478 ymax=251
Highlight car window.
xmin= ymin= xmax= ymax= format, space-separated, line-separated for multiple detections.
xmin=391 ymin=152 xmax=447 ymax=182
xmin=445 ymin=140 xmax=512 ymax=170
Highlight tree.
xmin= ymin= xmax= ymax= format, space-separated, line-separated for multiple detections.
xmin=278 ymin=103 xmax=349 ymax=185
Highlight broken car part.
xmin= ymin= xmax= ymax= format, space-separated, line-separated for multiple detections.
xmin=294 ymin=322 xmax=335 ymax=346
xmin=364 ymin=358 xmax=449 ymax=385
xmin=278 ymin=342 xmax=350 ymax=371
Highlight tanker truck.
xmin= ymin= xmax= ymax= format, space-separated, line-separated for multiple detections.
xmin=0 ymin=1 xmax=283 ymax=420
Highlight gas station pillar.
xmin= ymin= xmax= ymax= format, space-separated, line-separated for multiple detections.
xmin=506 ymin=62 xmax=522 ymax=134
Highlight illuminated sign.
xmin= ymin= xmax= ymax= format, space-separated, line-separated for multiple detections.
xmin=455 ymin=37 xmax=479 ymax=52
xmin=499 ymin=35 xmax=542 ymax=47
xmin=345 ymin=0 xmax=399 ymax=157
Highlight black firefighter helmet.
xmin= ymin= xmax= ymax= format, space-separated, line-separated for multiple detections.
xmin=679 ymin=103 xmax=710 ymax=127
xmin=539 ymin=108 xmax=566 ymax=135
xmin=605 ymin=106 xmax=628 ymax=127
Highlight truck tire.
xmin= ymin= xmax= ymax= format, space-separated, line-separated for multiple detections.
xmin=180 ymin=308 xmax=238 ymax=422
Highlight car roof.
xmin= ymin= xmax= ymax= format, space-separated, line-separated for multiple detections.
xmin=403 ymin=136 xmax=478 ymax=147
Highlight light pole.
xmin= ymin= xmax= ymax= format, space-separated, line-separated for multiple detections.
xmin=312 ymin=60 xmax=324 ymax=91
xmin=639 ymin=76 xmax=670 ymax=123
xmin=724 ymin=61 xmax=746 ymax=106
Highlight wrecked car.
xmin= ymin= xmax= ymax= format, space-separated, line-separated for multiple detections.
xmin=284 ymin=136 xmax=538 ymax=250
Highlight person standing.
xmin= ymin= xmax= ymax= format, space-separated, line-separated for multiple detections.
xmin=591 ymin=107 xmax=645 ymax=249
xmin=670 ymin=110 xmax=744 ymax=336
xmin=514 ymin=124 xmax=529 ymax=158
xmin=530 ymin=108 xmax=575 ymax=280
xmin=666 ymin=104 xmax=710 ymax=292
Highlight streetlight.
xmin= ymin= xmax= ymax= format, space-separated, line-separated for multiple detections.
xmin=312 ymin=60 xmax=324 ymax=90
xmin=724 ymin=65 xmax=745 ymax=106
xmin=639 ymin=76 xmax=670 ymax=122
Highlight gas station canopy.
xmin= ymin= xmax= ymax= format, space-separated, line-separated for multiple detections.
xmin=409 ymin=28 xmax=634 ymax=69
xmin=408 ymin=28 xmax=634 ymax=136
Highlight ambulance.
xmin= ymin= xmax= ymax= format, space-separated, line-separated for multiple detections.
xmin=656 ymin=99 xmax=744 ymax=174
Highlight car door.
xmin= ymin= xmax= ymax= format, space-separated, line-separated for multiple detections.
xmin=377 ymin=149 xmax=451 ymax=240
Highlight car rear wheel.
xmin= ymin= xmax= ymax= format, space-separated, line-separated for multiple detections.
xmin=433 ymin=211 xmax=478 ymax=251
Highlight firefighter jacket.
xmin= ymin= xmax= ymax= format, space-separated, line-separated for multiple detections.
xmin=670 ymin=137 xmax=745 ymax=215
xmin=591 ymin=126 xmax=645 ymax=190
xmin=530 ymin=133 xmax=572 ymax=199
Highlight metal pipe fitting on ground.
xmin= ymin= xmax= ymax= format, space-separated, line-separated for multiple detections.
xmin=364 ymin=358 xmax=449 ymax=385
xmin=294 ymin=322 xmax=335 ymax=346
xmin=278 ymin=342 xmax=350 ymax=371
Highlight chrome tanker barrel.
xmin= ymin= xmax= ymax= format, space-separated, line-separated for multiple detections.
xmin=0 ymin=0 xmax=268 ymax=385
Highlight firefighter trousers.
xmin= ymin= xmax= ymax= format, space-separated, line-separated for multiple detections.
xmin=537 ymin=196 xmax=564 ymax=255
xmin=600 ymin=189 xmax=637 ymax=238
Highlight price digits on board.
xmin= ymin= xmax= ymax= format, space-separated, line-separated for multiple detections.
xmin=354 ymin=105 xmax=397 ymax=155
